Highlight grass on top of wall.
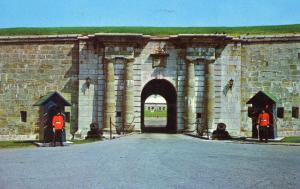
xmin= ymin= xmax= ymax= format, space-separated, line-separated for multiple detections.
xmin=0 ymin=24 xmax=300 ymax=36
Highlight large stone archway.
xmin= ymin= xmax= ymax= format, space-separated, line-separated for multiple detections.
xmin=141 ymin=79 xmax=177 ymax=133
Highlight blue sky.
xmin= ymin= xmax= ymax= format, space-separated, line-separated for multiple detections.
xmin=1 ymin=0 xmax=300 ymax=28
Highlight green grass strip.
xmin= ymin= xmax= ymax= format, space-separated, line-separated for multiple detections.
xmin=0 ymin=139 xmax=102 ymax=148
xmin=0 ymin=141 xmax=36 ymax=148
xmin=282 ymin=136 xmax=300 ymax=143
xmin=144 ymin=110 xmax=167 ymax=117
xmin=0 ymin=24 xmax=300 ymax=36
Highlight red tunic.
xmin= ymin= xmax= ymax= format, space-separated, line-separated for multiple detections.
xmin=257 ymin=113 xmax=270 ymax=127
xmin=52 ymin=115 xmax=64 ymax=130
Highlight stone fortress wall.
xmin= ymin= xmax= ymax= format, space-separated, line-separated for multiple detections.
xmin=240 ymin=37 xmax=300 ymax=136
xmin=0 ymin=34 xmax=299 ymax=140
xmin=0 ymin=35 xmax=80 ymax=140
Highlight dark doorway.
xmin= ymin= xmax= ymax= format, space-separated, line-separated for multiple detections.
xmin=141 ymin=79 xmax=177 ymax=133
xmin=247 ymin=91 xmax=277 ymax=139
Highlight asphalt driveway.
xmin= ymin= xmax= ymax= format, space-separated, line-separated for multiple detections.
xmin=0 ymin=134 xmax=299 ymax=189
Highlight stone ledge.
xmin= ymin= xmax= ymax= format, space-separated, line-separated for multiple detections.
xmin=240 ymin=34 xmax=300 ymax=42
xmin=0 ymin=34 xmax=82 ymax=43
xmin=0 ymin=135 xmax=36 ymax=141
xmin=94 ymin=33 xmax=145 ymax=37
xmin=241 ymin=34 xmax=300 ymax=38
xmin=1 ymin=33 xmax=300 ymax=43
xmin=184 ymin=133 xmax=300 ymax=146
xmin=34 ymin=141 xmax=73 ymax=147
xmin=244 ymin=137 xmax=284 ymax=142
xmin=102 ymin=131 xmax=140 ymax=140
xmin=0 ymin=34 xmax=82 ymax=39
xmin=176 ymin=34 xmax=229 ymax=37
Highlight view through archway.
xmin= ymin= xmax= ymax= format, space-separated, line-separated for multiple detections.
xmin=144 ymin=95 xmax=167 ymax=128
xmin=141 ymin=79 xmax=177 ymax=133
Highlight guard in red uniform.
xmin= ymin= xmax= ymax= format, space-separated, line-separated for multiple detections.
xmin=257 ymin=110 xmax=270 ymax=143
xmin=52 ymin=112 xmax=65 ymax=147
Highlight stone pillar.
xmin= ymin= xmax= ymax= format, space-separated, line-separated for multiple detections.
xmin=103 ymin=59 xmax=116 ymax=130
xmin=184 ymin=61 xmax=196 ymax=131
xmin=205 ymin=62 xmax=215 ymax=130
xmin=123 ymin=59 xmax=135 ymax=131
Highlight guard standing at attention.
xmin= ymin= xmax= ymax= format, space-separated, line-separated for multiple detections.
xmin=52 ymin=111 xmax=65 ymax=147
xmin=257 ymin=109 xmax=270 ymax=143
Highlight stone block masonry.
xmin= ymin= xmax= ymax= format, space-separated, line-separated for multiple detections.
xmin=0 ymin=36 xmax=80 ymax=140
xmin=0 ymin=34 xmax=300 ymax=140
xmin=241 ymin=41 xmax=300 ymax=136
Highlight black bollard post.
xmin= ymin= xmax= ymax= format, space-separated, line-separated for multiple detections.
xmin=110 ymin=117 xmax=112 ymax=140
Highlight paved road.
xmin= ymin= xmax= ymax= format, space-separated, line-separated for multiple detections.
xmin=145 ymin=117 xmax=166 ymax=127
xmin=0 ymin=134 xmax=299 ymax=189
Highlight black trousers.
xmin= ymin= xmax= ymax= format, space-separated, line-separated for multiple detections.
xmin=259 ymin=126 xmax=269 ymax=142
xmin=53 ymin=129 xmax=63 ymax=146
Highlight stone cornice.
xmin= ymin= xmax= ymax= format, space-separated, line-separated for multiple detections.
xmin=240 ymin=34 xmax=300 ymax=43
xmin=169 ymin=34 xmax=234 ymax=48
xmin=1 ymin=33 xmax=300 ymax=45
xmin=0 ymin=34 xmax=81 ymax=43
xmin=104 ymin=56 xmax=134 ymax=63
xmin=85 ymin=33 xmax=151 ymax=47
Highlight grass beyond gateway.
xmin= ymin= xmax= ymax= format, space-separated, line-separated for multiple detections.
xmin=144 ymin=110 xmax=167 ymax=117
xmin=0 ymin=24 xmax=300 ymax=36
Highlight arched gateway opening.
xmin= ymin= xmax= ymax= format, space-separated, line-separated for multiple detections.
xmin=141 ymin=79 xmax=177 ymax=133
